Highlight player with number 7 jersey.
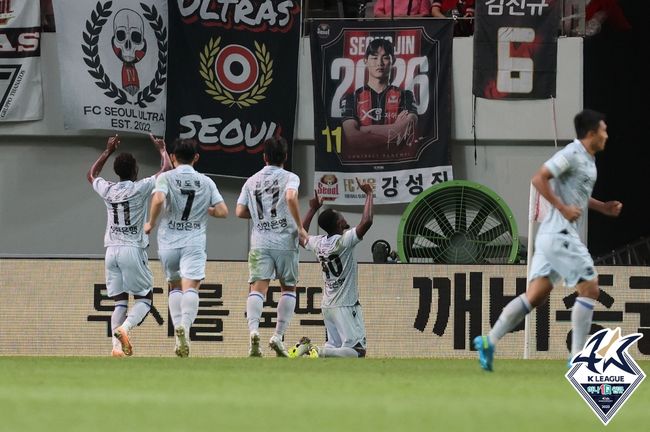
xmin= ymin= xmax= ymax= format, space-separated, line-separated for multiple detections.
xmin=145 ymin=138 xmax=228 ymax=357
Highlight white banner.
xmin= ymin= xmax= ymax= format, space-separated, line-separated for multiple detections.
xmin=314 ymin=165 xmax=453 ymax=205
xmin=53 ymin=0 xmax=167 ymax=135
xmin=0 ymin=0 xmax=43 ymax=121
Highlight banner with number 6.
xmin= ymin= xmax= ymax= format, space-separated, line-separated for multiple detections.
xmin=473 ymin=0 xmax=561 ymax=100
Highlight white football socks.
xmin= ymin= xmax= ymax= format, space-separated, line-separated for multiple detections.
xmin=488 ymin=294 xmax=532 ymax=345
xmin=247 ymin=292 xmax=265 ymax=333
xmin=275 ymin=292 xmax=296 ymax=337
xmin=111 ymin=300 xmax=128 ymax=348
xmin=168 ymin=289 xmax=183 ymax=327
xmin=181 ymin=289 xmax=199 ymax=330
xmin=122 ymin=298 xmax=152 ymax=332
xmin=571 ymin=297 xmax=596 ymax=357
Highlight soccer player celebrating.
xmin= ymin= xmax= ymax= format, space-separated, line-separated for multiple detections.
xmin=474 ymin=109 xmax=623 ymax=371
xmin=87 ymin=133 xmax=171 ymax=357
xmin=236 ymin=137 xmax=308 ymax=357
xmin=290 ymin=179 xmax=373 ymax=358
xmin=144 ymin=139 xmax=228 ymax=357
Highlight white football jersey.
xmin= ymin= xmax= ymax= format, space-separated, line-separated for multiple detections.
xmin=305 ymin=228 xmax=362 ymax=308
xmin=93 ymin=176 xmax=156 ymax=248
xmin=238 ymin=165 xmax=300 ymax=251
xmin=539 ymin=139 xmax=597 ymax=238
xmin=154 ymin=165 xmax=223 ymax=250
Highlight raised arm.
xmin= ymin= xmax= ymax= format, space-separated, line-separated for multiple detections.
xmin=531 ymin=165 xmax=581 ymax=222
xmin=144 ymin=191 xmax=165 ymax=235
xmin=149 ymin=134 xmax=172 ymax=177
xmin=303 ymin=190 xmax=323 ymax=231
xmin=355 ymin=178 xmax=374 ymax=239
xmin=589 ymin=197 xmax=623 ymax=217
xmin=87 ymin=135 xmax=119 ymax=183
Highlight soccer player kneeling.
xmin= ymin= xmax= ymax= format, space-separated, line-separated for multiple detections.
xmin=291 ymin=179 xmax=373 ymax=358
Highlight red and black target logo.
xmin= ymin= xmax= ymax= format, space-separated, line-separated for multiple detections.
xmin=200 ymin=37 xmax=273 ymax=108
xmin=214 ymin=44 xmax=259 ymax=93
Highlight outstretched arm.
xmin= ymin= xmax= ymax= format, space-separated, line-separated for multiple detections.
xmin=355 ymin=178 xmax=374 ymax=239
xmin=589 ymin=197 xmax=623 ymax=217
xmin=149 ymin=134 xmax=172 ymax=177
xmin=531 ymin=165 xmax=582 ymax=222
xmin=302 ymin=190 xmax=323 ymax=232
xmin=87 ymin=135 xmax=119 ymax=183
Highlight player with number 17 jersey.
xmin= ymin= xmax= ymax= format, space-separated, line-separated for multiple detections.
xmin=239 ymin=166 xmax=300 ymax=251
xmin=154 ymin=165 xmax=222 ymax=251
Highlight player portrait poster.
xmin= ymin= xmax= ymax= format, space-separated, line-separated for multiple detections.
xmin=473 ymin=0 xmax=560 ymax=99
xmin=53 ymin=0 xmax=168 ymax=135
xmin=311 ymin=20 xmax=453 ymax=205
xmin=0 ymin=0 xmax=43 ymax=122
xmin=165 ymin=0 xmax=301 ymax=177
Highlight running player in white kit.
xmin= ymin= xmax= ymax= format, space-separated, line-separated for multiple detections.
xmin=474 ymin=109 xmax=623 ymax=371
xmin=236 ymin=137 xmax=308 ymax=357
xmin=87 ymin=134 xmax=171 ymax=357
xmin=145 ymin=139 xmax=228 ymax=357
xmin=290 ymin=179 xmax=374 ymax=358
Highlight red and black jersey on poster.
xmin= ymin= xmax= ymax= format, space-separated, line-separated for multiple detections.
xmin=310 ymin=20 xmax=453 ymax=204
xmin=472 ymin=0 xmax=560 ymax=100
xmin=165 ymin=0 xmax=301 ymax=177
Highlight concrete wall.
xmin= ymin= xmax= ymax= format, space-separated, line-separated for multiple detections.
xmin=0 ymin=34 xmax=582 ymax=261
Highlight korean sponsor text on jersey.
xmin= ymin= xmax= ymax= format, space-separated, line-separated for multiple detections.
xmin=93 ymin=176 xmax=156 ymax=248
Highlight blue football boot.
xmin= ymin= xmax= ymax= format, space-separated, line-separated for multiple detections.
xmin=473 ymin=335 xmax=495 ymax=372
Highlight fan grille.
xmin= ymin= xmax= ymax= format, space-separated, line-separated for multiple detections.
xmin=397 ymin=181 xmax=519 ymax=264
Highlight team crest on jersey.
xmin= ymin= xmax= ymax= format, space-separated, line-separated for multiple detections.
xmin=566 ymin=328 xmax=645 ymax=425
xmin=0 ymin=0 xmax=15 ymax=25
xmin=81 ymin=1 xmax=167 ymax=107
xmin=199 ymin=37 xmax=273 ymax=109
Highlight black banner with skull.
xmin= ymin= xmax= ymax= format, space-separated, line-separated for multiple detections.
xmin=310 ymin=20 xmax=453 ymax=205
xmin=165 ymin=0 xmax=301 ymax=177
xmin=54 ymin=0 xmax=168 ymax=135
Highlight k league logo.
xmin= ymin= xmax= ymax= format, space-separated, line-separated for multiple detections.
xmin=566 ymin=328 xmax=645 ymax=425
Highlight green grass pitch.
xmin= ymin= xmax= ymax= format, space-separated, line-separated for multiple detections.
xmin=0 ymin=357 xmax=647 ymax=432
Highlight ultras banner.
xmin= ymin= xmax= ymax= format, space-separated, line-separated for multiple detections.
xmin=0 ymin=0 xmax=43 ymax=121
xmin=53 ymin=0 xmax=168 ymax=135
xmin=473 ymin=0 xmax=560 ymax=99
xmin=165 ymin=0 xmax=301 ymax=177
xmin=311 ymin=20 xmax=453 ymax=205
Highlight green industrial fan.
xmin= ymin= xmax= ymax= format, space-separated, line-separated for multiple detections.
xmin=397 ymin=180 xmax=519 ymax=264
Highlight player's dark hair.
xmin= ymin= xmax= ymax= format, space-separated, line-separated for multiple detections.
xmin=365 ymin=38 xmax=394 ymax=61
xmin=318 ymin=208 xmax=340 ymax=235
xmin=574 ymin=109 xmax=605 ymax=139
xmin=172 ymin=138 xmax=197 ymax=164
xmin=264 ymin=137 xmax=288 ymax=166
xmin=113 ymin=153 xmax=137 ymax=180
